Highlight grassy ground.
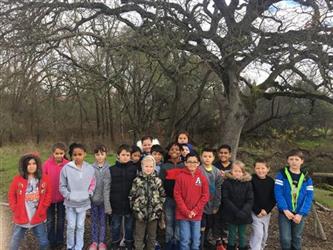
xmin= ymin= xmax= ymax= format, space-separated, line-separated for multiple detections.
xmin=0 ymin=143 xmax=116 ymax=201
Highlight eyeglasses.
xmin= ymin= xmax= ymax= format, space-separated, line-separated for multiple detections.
xmin=186 ymin=161 xmax=199 ymax=164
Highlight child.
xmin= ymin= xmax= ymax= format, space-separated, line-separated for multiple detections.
xmin=8 ymin=153 xmax=52 ymax=250
xmin=60 ymin=143 xmax=96 ymax=250
xmin=214 ymin=144 xmax=233 ymax=177
xmin=141 ymin=135 xmax=154 ymax=156
xmin=249 ymin=159 xmax=275 ymax=250
xmin=109 ymin=144 xmax=138 ymax=250
xmin=180 ymin=143 xmax=193 ymax=162
xmin=199 ymin=148 xmax=222 ymax=249
xmin=221 ymin=160 xmax=253 ymax=250
xmin=274 ymin=149 xmax=313 ymax=250
xmin=159 ymin=142 xmax=185 ymax=250
xmin=151 ymin=144 xmax=164 ymax=175
xmin=43 ymin=143 xmax=69 ymax=248
xmin=176 ymin=131 xmax=190 ymax=144
xmin=174 ymin=152 xmax=209 ymax=250
xmin=89 ymin=144 xmax=111 ymax=250
xmin=131 ymin=145 xmax=142 ymax=171
xmin=129 ymin=155 xmax=166 ymax=250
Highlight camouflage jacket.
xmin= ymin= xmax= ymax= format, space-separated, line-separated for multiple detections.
xmin=129 ymin=172 xmax=166 ymax=222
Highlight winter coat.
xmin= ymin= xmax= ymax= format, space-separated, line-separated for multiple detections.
xmin=43 ymin=156 xmax=69 ymax=203
xmin=91 ymin=162 xmax=111 ymax=213
xmin=159 ymin=160 xmax=184 ymax=199
xmin=221 ymin=173 xmax=254 ymax=225
xmin=129 ymin=171 xmax=166 ymax=222
xmin=8 ymin=174 xmax=51 ymax=225
xmin=109 ymin=161 xmax=137 ymax=215
xmin=174 ymin=168 xmax=209 ymax=221
xmin=274 ymin=166 xmax=313 ymax=216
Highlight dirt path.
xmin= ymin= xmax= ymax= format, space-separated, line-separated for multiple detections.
xmin=1 ymin=205 xmax=332 ymax=250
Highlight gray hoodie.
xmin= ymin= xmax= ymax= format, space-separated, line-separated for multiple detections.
xmin=59 ymin=161 xmax=96 ymax=210
xmin=91 ymin=162 xmax=111 ymax=213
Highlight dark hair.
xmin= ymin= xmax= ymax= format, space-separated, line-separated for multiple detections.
xmin=253 ymin=158 xmax=269 ymax=167
xmin=131 ymin=145 xmax=142 ymax=154
xmin=141 ymin=136 xmax=153 ymax=143
xmin=202 ymin=148 xmax=215 ymax=154
xmin=176 ymin=131 xmax=190 ymax=141
xmin=151 ymin=144 xmax=164 ymax=154
xmin=69 ymin=143 xmax=86 ymax=159
xmin=286 ymin=149 xmax=304 ymax=160
xmin=94 ymin=144 xmax=107 ymax=154
xmin=218 ymin=144 xmax=232 ymax=152
xmin=117 ymin=144 xmax=131 ymax=155
xmin=185 ymin=152 xmax=200 ymax=162
xmin=19 ymin=154 xmax=42 ymax=180
xmin=166 ymin=142 xmax=182 ymax=152
xmin=51 ymin=142 xmax=67 ymax=153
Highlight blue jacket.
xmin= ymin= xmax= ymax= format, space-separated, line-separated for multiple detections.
xmin=274 ymin=167 xmax=313 ymax=216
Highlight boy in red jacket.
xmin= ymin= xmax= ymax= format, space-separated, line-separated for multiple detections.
xmin=8 ymin=153 xmax=52 ymax=250
xmin=174 ymin=152 xmax=209 ymax=250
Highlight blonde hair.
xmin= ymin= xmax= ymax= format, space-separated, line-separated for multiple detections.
xmin=141 ymin=155 xmax=156 ymax=169
xmin=232 ymin=160 xmax=246 ymax=174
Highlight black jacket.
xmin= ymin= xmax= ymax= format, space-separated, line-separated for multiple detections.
xmin=221 ymin=173 xmax=254 ymax=225
xmin=110 ymin=161 xmax=137 ymax=215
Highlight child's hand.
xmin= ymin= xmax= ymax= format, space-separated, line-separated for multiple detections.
xmin=213 ymin=208 xmax=219 ymax=214
xmin=293 ymin=214 xmax=302 ymax=224
xmin=260 ymin=209 xmax=267 ymax=216
xmin=105 ymin=208 xmax=112 ymax=215
xmin=283 ymin=210 xmax=295 ymax=220
xmin=188 ymin=211 xmax=196 ymax=218
xmin=220 ymin=170 xmax=225 ymax=177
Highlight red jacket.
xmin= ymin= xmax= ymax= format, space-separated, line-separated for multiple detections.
xmin=8 ymin=175 xmax=52 ymax=225
xmin=174 ymin=168 xmax=209 ymax=221
xmin=43 ymin=156 xmax=69 ymax=203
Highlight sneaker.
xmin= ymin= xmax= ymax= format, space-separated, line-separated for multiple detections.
xmin=88 ymin=242 xmax=98 ymax=250
xmin=99 ymin=242 xmax=107 ymax=250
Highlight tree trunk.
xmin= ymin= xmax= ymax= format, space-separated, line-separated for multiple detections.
xmin=219 ymin=70 xmax=249 ymax=159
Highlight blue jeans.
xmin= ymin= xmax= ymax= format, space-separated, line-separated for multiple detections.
xmin=10 ymin=223 xmax=49 ymax=250
xmin=91 ymin=203 xmax=106 ymax=243
xmin=165 ymin=197 xmax=180 ymax=245
xmin=66 ymin=207 xmax=87 ymax=250
xmin=278 ymin=212 xmax=305 ymax=250
xmin=47 ymin=201 xmax=65 ymax=246
xmin=111 ymin=214 xmax=134 ymax=244
xmin=178 ymin=220 xmax=201 ymax=250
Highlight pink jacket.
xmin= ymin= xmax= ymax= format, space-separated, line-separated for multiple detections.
xmin=43 ymin=156 xmax=69 ymax=203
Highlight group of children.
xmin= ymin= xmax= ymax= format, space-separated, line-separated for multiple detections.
xmin=8 ymin=131 xmax=314 ymax=250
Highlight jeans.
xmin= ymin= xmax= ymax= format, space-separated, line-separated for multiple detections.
xmin=10 ymin=223 xmax=49 ymax=250
xmin=278 ymin=212 xmax=305 ymax=250
xmin=228 ymin=224 xmax=247 ymax=248
xmin=178 ymin=220 xmax=201 ymax=250
xmin=111 ymin=214 xmax=134 ymax=244
xmin=47 ymin=201 xmax=65 ymax=246
xmin=91 ymin=203 xmax=106 ymax=243
xmin=165 ymin=197 xmax=180 ymax=245
xmin=66 ymin=207 xmax=87 ymax=250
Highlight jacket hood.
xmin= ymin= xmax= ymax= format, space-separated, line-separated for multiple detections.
xmin=138 ymin=170 xmax=157 ymax=178
xmin=19 ymin=153 xmax=42 ymax=179
xmin=225 ymin=172 xmax=252 ymax=182
xmin=66 ymin=160 xmax=90 ymax=170
xmin=180 ymin=167 xmax=201 ymax=176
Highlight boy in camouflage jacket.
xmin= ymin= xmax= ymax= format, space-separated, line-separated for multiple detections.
xmin=129 ymin=155 xmax=166 ymax=250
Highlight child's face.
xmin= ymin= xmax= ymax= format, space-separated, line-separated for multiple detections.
xmin=254 ymin=162 xmax=269 ymax=179
xmin=218 ymin=148 xmax=231 ymax=163
xmin=118 ymin=149 xmax=131 ymax=163
xmin=73 ymin=148 xmax=86 ymax=165
xmin=95 ymin=151 xmax=107 ymax=165
xmin=142 ymin=139 xmax=152 ymax=153
xmin=231 ymin=165 xmax=243 ymax=179
xmin=27 ymin=159 xmax=37 ymax=174
xmin=168 ymin=145 xmax=181 ymax=160
xmin=287 ymin=155 xmax=304 ymax=169
xmin=201 ymin=151 xmax=215 ymax=166
xmin=152 ymin=151 xmax=163 ymax=163
xmin=178 ymin=133 xmax=188 ymax=144
xmin=53 ymin=148 xmax=65 ymax=163
xmin=181 ymin=146 xmax=190 ymax=157
xmin=131 ymin=151 xmax=141 ymax=163
xmin=142 ymin=159 xmax=155 ymax=175
xmin=185 ymin=156 xmax=200 ymax=173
